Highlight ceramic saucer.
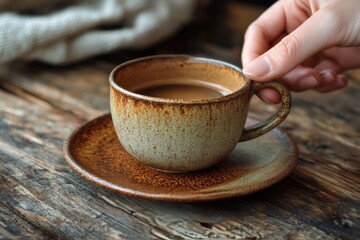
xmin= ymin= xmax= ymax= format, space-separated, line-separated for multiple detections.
xmin=63 ymin=114 xmax=298 ymax=202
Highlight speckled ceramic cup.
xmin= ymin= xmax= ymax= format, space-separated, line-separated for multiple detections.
xmin=110 ymin=55 xmax=291 ymax=172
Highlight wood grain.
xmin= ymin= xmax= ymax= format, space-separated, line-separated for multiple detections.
xmin=0 ymin=0 xmax=359 ymax=239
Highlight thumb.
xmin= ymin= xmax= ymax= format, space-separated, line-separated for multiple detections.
xmin=243 ymin=11 xmax=336 ymax=81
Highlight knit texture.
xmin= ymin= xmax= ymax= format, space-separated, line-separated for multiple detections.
xmin=0 ymin=0 xmax=195 ymax=64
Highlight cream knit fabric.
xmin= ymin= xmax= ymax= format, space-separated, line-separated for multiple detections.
xmin=0 ymin=0 xmax=195 ymax=64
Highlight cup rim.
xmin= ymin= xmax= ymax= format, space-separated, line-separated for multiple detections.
xmin=109 ymin=55 xmax=250 ymax=105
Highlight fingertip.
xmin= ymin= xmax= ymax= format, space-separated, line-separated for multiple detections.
xmin=243 ymin=57 xmax=272 ymax=81
xmin=320 ymin=69 xmax=337 ymax=81
xmin=257 ymin=88 xmax=281 ymax=104
xmin=279 ymin=67 xmax=322 ymax=92
xmin=315 ymin=73 xmax=348 ymax=93
xmin=297 ymin=76 xmax=320 ymax=91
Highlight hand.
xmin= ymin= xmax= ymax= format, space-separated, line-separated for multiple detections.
xmin=242 ymin=0 xmax=360 ymax=103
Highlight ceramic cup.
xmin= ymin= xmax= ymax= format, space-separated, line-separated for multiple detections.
xmin=110 ymin=55 xmax=291 ymax=172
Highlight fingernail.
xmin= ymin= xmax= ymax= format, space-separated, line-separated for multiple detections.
xmin=321 ymin=71 xmax=336 ymax=83
xmin=299 ymin=76 xmax=319 ymax=90
xmin=259 ymin=95 xmax=274 ymax=104
xmin=243 ymin=57 xmax=271 ymax=79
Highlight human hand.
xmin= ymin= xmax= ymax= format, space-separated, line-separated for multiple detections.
xmin=242 ymin=0 xmax=360 ymax=103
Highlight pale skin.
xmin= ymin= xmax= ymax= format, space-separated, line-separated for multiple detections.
xmin=242 ymin=0 xmax=360 ymax=103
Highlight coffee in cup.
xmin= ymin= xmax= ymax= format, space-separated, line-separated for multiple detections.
xmin=136 ymin=78 xmax=227 ymax=100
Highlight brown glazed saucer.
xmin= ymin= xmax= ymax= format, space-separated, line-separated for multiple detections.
xmin=63 ymin=114 xmax=298 ymax=202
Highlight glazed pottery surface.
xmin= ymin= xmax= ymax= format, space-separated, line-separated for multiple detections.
xmin=63 ymin=114 xmax=298 ymax=202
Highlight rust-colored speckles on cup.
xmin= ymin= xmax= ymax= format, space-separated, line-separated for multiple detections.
xmin=109 ymin=55 xmax=291 ymax=172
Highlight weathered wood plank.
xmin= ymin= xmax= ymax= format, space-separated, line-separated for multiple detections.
xmin=0 ymin=92 xmax=168 ymax=239
xmin=0 ymin=78 xmax=357 ymax=239
xmin=0 ymin=201 xmax=48 ymax=240
xmin=249 ymin=178 xmax=359 ymax=238
xmin=0 ymin=62 xmax=111 ymax=121
xmin=1 ymin=68 xmax=359 ymax=238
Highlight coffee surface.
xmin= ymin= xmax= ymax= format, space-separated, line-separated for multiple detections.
xmin=136 ymin=79 xmax=229 ymax=100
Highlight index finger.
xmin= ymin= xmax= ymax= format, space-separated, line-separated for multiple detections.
xmin=242 ymin=1 xmax=286 ymax=65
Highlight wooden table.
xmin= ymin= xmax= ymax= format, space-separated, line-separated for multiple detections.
xmin=1 ymin=1 xmax=359 ymax=239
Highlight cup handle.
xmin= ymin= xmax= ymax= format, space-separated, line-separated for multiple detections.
xmin=239 ymin=80 xmax=291 ymax=142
